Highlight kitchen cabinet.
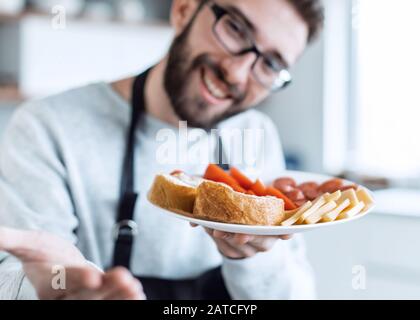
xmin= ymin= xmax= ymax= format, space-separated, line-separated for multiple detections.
xmin=0 ymin=14 xmax=173 ymax=98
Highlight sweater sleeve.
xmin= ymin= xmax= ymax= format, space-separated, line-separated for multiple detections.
xmin=0 ymin=104 xmax=79 ymax=299
xmin=221 ymin=235 xmax=316 ymax=300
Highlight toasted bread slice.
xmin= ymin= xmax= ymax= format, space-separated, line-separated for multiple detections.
xmin=147 ymin=173 xmax=201 ymax=215
xmin=193 ymin=180 xmax=285 ymax=226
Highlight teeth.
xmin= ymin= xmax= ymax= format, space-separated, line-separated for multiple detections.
xmin=204 ymin=72 xmax=228 ymax=99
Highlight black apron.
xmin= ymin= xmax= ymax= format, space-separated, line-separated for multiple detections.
xmin=111 ymin=69 xmax=231 ymax=300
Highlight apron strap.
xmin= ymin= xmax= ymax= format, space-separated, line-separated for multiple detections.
xmin=110 ymin=69 xmax=231 ymax=300
xmin=112 ymin=69 xmax=150 ymax=269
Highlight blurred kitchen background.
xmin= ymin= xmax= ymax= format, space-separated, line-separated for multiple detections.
xmin=1 ymin=0 xmax=419 ymax=299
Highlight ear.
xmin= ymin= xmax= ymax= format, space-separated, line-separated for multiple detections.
xmin=170 ymin=0 xmax=201 ymax=35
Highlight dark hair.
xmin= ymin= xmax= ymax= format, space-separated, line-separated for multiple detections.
xmin=198 ymin=0 xmax=324 ymax=43
xmin=287 ymin=0 xmax=324 ymax=43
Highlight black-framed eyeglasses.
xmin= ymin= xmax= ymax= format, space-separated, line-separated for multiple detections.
xmin=208 ymin=3 xmax=292 ymax=92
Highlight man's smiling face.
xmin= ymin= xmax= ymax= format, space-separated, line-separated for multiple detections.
xmin=164 ymin=0 xmax=309 ymax=129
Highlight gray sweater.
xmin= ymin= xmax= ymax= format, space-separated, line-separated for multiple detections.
xmin=0 ymin=82 xmax=315 ymax=299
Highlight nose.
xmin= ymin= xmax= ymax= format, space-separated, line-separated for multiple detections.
xmin=220 ymin=52 xmax=256 ymax=86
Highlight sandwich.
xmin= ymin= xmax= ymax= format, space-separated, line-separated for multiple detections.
xmin=147 ymin=171 xmax=202 ymax=216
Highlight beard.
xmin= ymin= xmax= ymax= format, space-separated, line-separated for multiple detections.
xmin=163 ymin=18 xmax=247 ymax=130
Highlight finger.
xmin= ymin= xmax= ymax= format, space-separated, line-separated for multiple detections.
xmin=248 ymin=237 xmax=278 ymax=252
xmin=105 ymin=280 xmax=146 ymax=301
xmin=208 ymin=231 xmax=258 ymax=258
xmin=215 ymin=237 xmax=258 ymax=259
xmin=224 ymin=241 xmax=257 ymax=258
xmin=234 ymin=244 xmax=258 ymax=258
xmin=104 ymin=280 xmax=146 ymax=300
xmin=63 ymin=268 xmax=141 ymax=300
xmin=0 ymin=227 xmax=87 ymax=267
xmin=203 ymin=228 xmax=216 ymax=237
xmin=214 ymin=238 xmax=245 ymax=259
xmin=0 ymin=228 xmax=66 ymax=264
xmin=190 ymin=223 xmax=198 ymax=228
xmin=279 ymin=234 xmax=293 ymax=240
xmin=227 ymin=234 xmax=253 ymax=246
xmin=105 ymin=291 xmax=145 ymax=300
xmin=64 ymin=266 xmax=103 ymax=293
xmin=0 ymin=227 xmax=41 ymax=254
xmin=101 ymin=268 xmax=145 ymax=300
xmin=63 ymin=288 xmax=104 ymax=300
xmin=50 ymin=266 xmax=103 ymax=300
xmin=212 ymin=230 xmax=234 ymax=240
xmin=204 ymin=229 xmax=236 ymax=240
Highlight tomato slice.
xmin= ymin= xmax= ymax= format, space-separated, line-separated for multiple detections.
xmin=203 ymin=164 xmax=246 ymax=193
xmin=230 ymin=167 xmax=254 ymax=190
xmin=250 ymin=179 xmax=267 ymax=196
xmin=265 ymin=187 xmax=297 ymax=210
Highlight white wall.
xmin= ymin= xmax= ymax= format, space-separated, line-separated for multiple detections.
xmin=260 ymin=0 xmax=351 ymax=174
xmin=260 ymin=38 xmax=325 ymax=173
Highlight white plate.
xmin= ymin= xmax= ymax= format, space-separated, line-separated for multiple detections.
xmin=151 ymin=170 xmax=376 ymax=236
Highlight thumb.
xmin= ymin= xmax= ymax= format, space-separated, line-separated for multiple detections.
xmin=0 ymin=227 xmax=31 ymax=251
xmin=0 ymin=227 xmax=46 ymax=261
xmin=278 ymin=234 xmax=293 ymax=240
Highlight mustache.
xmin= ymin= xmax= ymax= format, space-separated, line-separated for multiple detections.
xmin=190 ymin=54 xmax=246 ymax=103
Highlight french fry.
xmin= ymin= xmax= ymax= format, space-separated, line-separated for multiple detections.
xmin=322 ymin=199 xmax=351 ymax=222
xmin=281 ymin=201 xmax=313 ymax=226
xmin=304 ymin=200 xmax=337 ymax=224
